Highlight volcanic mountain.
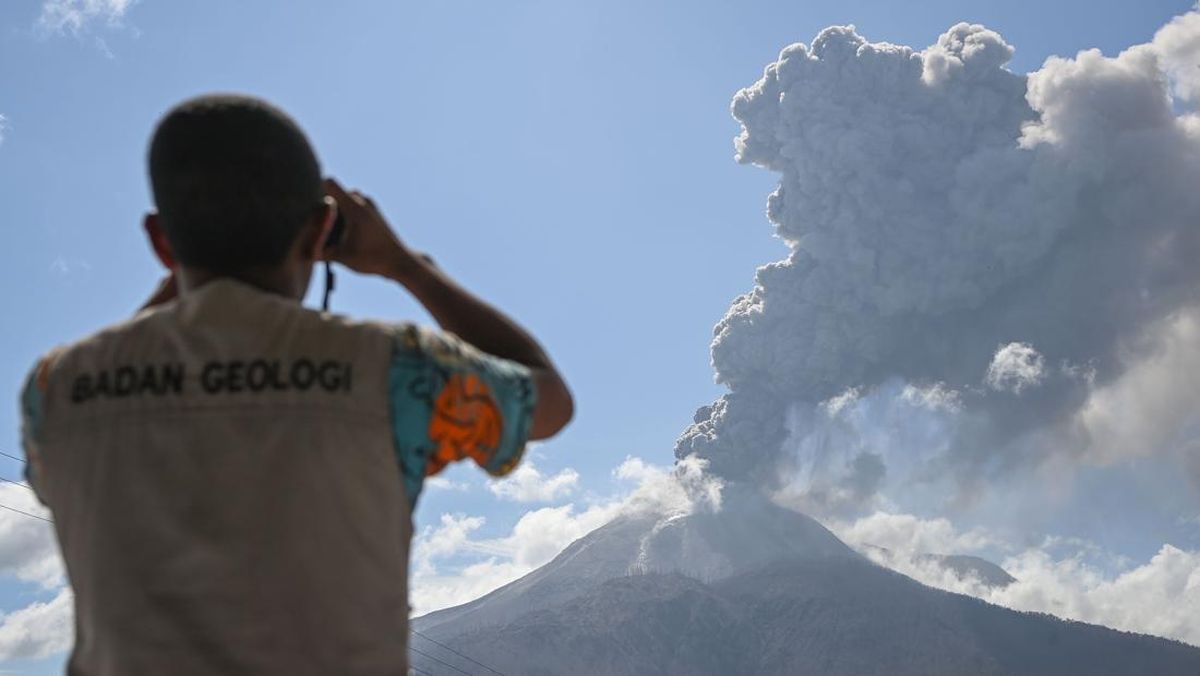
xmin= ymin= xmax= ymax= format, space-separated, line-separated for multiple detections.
xmin=411 ymin=493 xmax=1200 ymax=675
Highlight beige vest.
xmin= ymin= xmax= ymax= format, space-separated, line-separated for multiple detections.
xmin=35 ymin=280 xmax=411 ymax=675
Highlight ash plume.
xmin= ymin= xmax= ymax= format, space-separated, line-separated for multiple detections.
xmin=676 ymin=17 xmax=1200 ymax=512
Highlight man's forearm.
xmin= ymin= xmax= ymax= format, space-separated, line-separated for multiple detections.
xmin=323 ymin=172 xmax=573 ymax=438
xmin=385 ymin=256 xmax=554 ymax=371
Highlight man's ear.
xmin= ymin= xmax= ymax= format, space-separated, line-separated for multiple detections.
xmin=300 ymin=197 xmax=337 ymax=262
xmin=143 ymin=212 xmax=177 ymax=270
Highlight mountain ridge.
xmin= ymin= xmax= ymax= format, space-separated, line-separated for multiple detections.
xmin=413 ymin=502 xmax=1200 ymax=675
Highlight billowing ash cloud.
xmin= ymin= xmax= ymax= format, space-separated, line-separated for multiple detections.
xmin=676 ymin=16 xmax=1200 ymax=509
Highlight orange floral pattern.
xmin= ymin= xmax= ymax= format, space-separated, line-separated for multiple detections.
xmin=426 ymin=372 xmax=503 ymax=476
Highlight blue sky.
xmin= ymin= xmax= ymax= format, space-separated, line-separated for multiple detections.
xmin=1 ymin=0 xmax=1197 ymax=672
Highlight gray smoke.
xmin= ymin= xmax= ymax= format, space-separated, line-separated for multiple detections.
xmin=676 ymin=16 xmax=1200 ymax=509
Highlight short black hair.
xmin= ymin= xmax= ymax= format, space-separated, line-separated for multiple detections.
xmin=148 ymin=94 xmax=324 ymax=272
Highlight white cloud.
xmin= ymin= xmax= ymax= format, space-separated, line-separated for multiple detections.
xmin=488 ymin=503 xmax=622 ymax=569
xmin=425 ymin=476 xmax=470 ymax=492
xmin=989 ymin=545 xmax=1200 ymax=646
xmin=409 ymin=513 xmax=529 ymax=613
xmin=833 ymin=511 xmax=997 ymax=556
xmin=0 ymin=487 xmax=72 ymax=661
xmin=835 ymin=511 xmax=1200 ymax=647
xmin=412 ymin=514 xmax=487 ymax=574
xmin=49 ymin=257 xmax=93 ymax=277
xmin=410 ymin=558 xmax=529 ymax=617
xmin=985 ymin=342 xmax=1045 ymax=394
xmin=38 ymin=0 xmax=136 ymax=35
xmin=488 ymin=460 xmax=579 ymax=503
xmin=900 ymin=382 xmax=963 ymax=413
xmin=0 ymin=588 xmax=73 ymax=661
xmin=410 ymin=502 xmax=622 ymax=615
xmin=0 ymin=486 xmax=63 ymax=589
xmin=411 ymin=456 xmax=702 ymax=615
xmin=821 ymin=388 xmax=861 ymax=417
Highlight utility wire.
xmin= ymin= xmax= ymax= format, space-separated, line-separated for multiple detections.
xmin=410 ymin=645 xmax=475 ymax=676
xmin=0 ymin=450 xmax=26 ymax=464
xmin=0 ymin=476 xmax=33 ymax=492
xmin=411 ymin=667 xmax=433 ymax=676
xmin=0 ymin=502 xmax=53 ymax=524
xmin=0 ymin=452 xmax=50 ymax=523
xmin=412 ymin=630 xmax=508 ymax=676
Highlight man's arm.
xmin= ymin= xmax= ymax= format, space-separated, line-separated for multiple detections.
xmin=323 ymin=178 xmax=574 ymax=440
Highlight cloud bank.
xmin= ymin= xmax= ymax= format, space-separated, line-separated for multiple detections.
xmin=834 ymin=510 xmax=1200 ymax=647
xmin=0 ymin=588 xmax=73 ymax=661
xmin=488 ymin=459 xmax=580 ymax=503
xmin=411 ymin=456 xmax=719 ymax=615
xmin=0 ymin=485 xmax=70 ymax=661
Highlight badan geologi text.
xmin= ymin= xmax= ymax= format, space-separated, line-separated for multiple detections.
xmin=70 ymin=358 xmax=354 ymax=403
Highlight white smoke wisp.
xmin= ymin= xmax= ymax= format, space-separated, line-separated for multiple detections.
xmin=37 ymin=0 xmax=135 ymax=36
xmin=675 ymin=14 xmax=1200 ymax=525
xmin=985 ymin=342 xmax=1045 ymax=394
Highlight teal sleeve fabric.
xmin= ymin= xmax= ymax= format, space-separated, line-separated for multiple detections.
xmin=388 ymin=325 xmax=537 ymax=508
xmin=20 ymin=362 xmax=44 ymax=494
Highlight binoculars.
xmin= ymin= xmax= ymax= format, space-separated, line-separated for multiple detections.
xmin=326 ymin=209 xmax=347 ymax=251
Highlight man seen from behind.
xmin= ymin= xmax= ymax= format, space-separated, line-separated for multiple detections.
xmin=19 ymin=94 xmax=574 ymax=676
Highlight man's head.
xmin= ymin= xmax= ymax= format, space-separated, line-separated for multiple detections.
xmin=145 ymin=94 xmax=334 ymax=298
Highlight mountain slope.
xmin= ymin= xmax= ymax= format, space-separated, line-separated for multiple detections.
xmin=417 ymin=498 xmax=854 ymax=636
xmin=412 ymin=503 xmax=1200 ymax=675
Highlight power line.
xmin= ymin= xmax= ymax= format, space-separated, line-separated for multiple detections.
xmin=0 ymin=456 xmax=52 ymax=524
xmin=411 ymin=667 xmax=433 ymax=676
xmin=412 ymin=630 xmax=508 ymax=676
xmin=0 ymin=476 xmax=33 ymax=492
xmin=0 ymin=502 xmax=53 ymax=524
xmin=410 ymin=645 xmax=475 ymax=676
xmin=0 ymin=452 xmax=39 ymax=493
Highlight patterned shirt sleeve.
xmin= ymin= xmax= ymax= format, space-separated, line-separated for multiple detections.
xmin=20 ymin=359 xmax=50 ymax=504
xmin=388 ymin=325 xmax=537 ymax=507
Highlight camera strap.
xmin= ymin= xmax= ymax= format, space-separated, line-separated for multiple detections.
xmin=321 ymin=261 xmax=336 ymax=312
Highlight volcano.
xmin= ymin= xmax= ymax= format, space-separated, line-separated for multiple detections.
xmin=411 ymin=494 xmax=1200 ymax=675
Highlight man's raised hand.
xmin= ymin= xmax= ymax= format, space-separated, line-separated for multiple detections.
xmin=323 ymin=177 xmax=432 ymax=283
